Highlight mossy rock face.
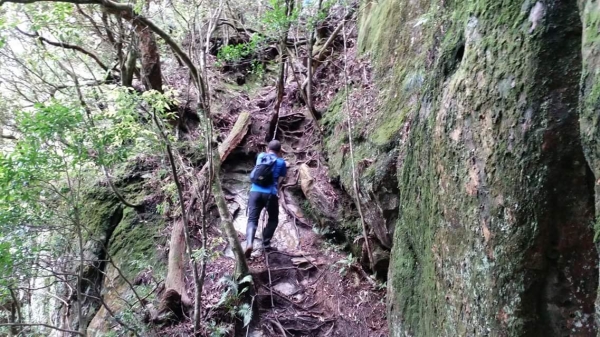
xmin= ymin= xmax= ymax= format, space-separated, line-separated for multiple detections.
xmin=66 ymin=187 xmax=124 ymax=332
xmin=581 ymin=2 xmax=600 ymax=210
xmin=87 ymin=206 xmax=165 ymax=337
xmin=322 ymin=89 xmax=400 ymax=249
xmin=580 ymin=0 xmax=600 ymax=323
xmin=357 ymin=0 xmax=598 ymax=335
xmin=74 ymin=169 xmax=165 ymax=336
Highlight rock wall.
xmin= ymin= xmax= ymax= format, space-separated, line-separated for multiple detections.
xmin=349 ymin=0 xmax=599 ymax=335
xmin=47 ymin=167 xmax=167 ymax=336
xmin=581 ymin=0 xmax=600 ymax=332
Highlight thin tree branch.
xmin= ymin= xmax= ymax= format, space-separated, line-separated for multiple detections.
xmin=0 ymin=323 xmax=84 ymax=336
xmin=48 ymin=79 xmax=116 ymax=97
xmin=340 ymin=13 xmax=374 ymax=272
xmin=15 ymin=27 xmax=109 ymax=71
xmin=2 ymin=0 xmax=208 ymax=106
xmin=64 ymin=61 xmax=142 ymax=209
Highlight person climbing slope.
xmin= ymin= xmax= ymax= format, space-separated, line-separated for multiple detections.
xmin=244 ymin=139 xmax=287 ymax=258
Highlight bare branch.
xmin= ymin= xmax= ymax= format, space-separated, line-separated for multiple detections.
xmin=16 ymin=27 xmax=109 ymax=71
xmin=0 ymin=0 xmax=96 ymax=4
xmin=48 ymin=78 xmax=116 ymax=97
xmin=0 ymin=323 xmax=84 ymax=336
xmin=1 ymin=0 xmax=207 ymax=106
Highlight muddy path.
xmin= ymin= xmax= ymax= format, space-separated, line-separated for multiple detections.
xmin=244 ymin=229 xmax=388 ymax=337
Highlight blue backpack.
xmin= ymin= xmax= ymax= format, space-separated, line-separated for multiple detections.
xmin=250 ymin=153 xmax=277 ymax=187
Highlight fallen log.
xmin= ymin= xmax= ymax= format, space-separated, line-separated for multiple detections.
xmin=162 ymin=112 xmax=251 ymax=316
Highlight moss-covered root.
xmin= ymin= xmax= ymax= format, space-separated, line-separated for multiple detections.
xmin=357 ymin=0 xmax=599 ymax=335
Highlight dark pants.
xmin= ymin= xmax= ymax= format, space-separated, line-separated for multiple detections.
xmin=247 ymin=191 xmax=279 ymax=245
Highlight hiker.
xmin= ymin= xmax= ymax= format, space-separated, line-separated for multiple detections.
xmin=244 ymin=140 xmax=287 ymax=258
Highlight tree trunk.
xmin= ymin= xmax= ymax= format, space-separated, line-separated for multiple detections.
xmin=121 ymin=47 xmax=137 ymax=87
xmin=212 ymin=168 xmax=249 ymax=277
xmin=134 ymin=25 xmax=163 ymax=92
xmin=272 ymin=0 xmax=294 ymax=139
xmin=163 ymin=219 xmax=192 ymax=310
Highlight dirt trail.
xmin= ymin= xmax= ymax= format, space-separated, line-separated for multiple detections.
xmin=211 ymin=160 xmax=387 ymax=337
xmin=244 ymin=224 xmax=388 ymax=337
xmin=191 ymin=7 xmax=388 ymax=334
xmin=188 ymin=151 xmax=386 ymax=337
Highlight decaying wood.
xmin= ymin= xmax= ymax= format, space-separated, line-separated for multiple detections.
xmin=218 ymin=112 xmax=251 ymax=159
xmin=163 ymin=112 xmax=251 ymax=313
xmin=163 ymin=219 xmax=192 ymax=311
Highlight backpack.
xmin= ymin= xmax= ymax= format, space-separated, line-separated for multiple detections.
xmin=250 ymin=153 xmax=277 ymax=187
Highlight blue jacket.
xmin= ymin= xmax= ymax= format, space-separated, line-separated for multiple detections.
xmin=250 ymin=152 xmax=287 ymax=195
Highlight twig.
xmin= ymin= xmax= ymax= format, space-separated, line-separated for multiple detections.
xmin=259 ymin=284 xmax=299 ymax=308
xmin=15 ymin=27 xmax=109 ymax=71
xmin=271 ymin=319 xmax=287 ymax=337
xmin=325 ymin=321 xmax=335 ymax=336
xmin=261 ymin=209 xmax=275 ymax=308
xmin=307 ymin=268 xmax=327 ymax=287
xmin=279 ymin=317 xmax=298 ymax=336
xmin=352 ymin=264 xmax=378 ymax=288
xmin=268 ymin=266 xmax=305 ymax=272
xmin=340 ymin=10 xmax=374 ymax=272
xmin=268 ymin=251 xmax=312 ymax=258
xmin=0 ymin=323 xmax=83 ymax=336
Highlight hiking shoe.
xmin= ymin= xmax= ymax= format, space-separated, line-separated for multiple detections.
xmin=244 ymin=243 xmax=253 ymax=259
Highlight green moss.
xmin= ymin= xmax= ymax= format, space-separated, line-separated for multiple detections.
xmin=371 ymin=109 xmax=406 ymax=146
xmin=356 ymin=0 xmax=592 ymax=335
xmin=177 ymin=140 xmax=206 ymax=166
xmin=79 ymin=161 xmax=168 ymax=281
xmin=322 ymin=87 xmax=398 ymax=197
xmin=581 ymin=5 xmax=600 ymax=177
xmin=81 ymin=186 xmax=121 ymax=243
xmin=322 ymin=90 xmax=345 ymax=130
xmin=108 ymin=207 xmax=166 ymax=280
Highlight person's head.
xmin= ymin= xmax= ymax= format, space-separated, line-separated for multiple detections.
xmin=267 ymin=139 xmax=282 ymax=156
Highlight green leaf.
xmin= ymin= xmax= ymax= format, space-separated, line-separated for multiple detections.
xmin=238 ymin=303 xmax=253 ymax=327
xmin=238 ymin=274 xmax=253 ymax=285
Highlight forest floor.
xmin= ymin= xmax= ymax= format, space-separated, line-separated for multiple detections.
xmin=198 ymin=197 xmax=388 ymax=337
xmin=161 ymin=64 xmax=388 ymax=337
xmin=158 ymin=7 xmax=389 ymax=335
